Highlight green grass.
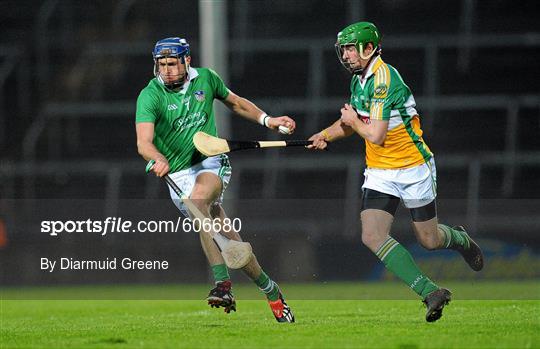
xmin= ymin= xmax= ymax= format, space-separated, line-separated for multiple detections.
xmin=1 ymin=282 xmax=539 ymax=349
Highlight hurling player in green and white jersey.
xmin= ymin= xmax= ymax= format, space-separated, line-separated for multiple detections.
xmin=136 ymin=37 xmax=295 ymax=323
xmin=308 ymin=22 xmax=483 ymax=322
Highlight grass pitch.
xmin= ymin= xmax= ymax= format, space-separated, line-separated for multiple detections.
xmin=1 ymin=281 xmax=539 ymax=348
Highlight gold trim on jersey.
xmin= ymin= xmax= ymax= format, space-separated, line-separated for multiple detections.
xmin=365 ymin=56 xmax=384 ymax=81
xmin=370 ymin=62 xmax=391 ymax=121
xmin=365 ymin=116 xmax=431 ymax=169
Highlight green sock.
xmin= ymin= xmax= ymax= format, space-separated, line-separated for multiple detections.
xmin=376 ymin=237 xmax=439 ymax=298
xmin=438 ymin=224 xmax=469 ymax=249
xmin=254 ymin=270 xmax=280 ymax=301
xmin=211 ymin=264 xmax=230 ymax=283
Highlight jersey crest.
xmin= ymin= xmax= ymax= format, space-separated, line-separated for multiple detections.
xmin=194 ymin=90 xmax=206 ymax=102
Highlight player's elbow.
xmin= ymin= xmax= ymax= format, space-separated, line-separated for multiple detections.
xmin=364 ymin=123 xmax=387 ymax=145
xmin=233 ymin=100 xmax=250 ymax=115
xmin=369 ymin=134 xmax=386 ymax=146
xmin=136 ymin=140 xmax=149 ymax=156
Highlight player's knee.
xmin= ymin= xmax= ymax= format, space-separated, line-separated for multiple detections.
xmin=190 ymin=191 xmax=213 ymax=210
xmin=191 ymin=188 xmax=219 ymax=206
xmin=190 ymin=188 xmax=209 ymax=201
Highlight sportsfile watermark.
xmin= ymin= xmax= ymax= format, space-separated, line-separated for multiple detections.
xmin=41 ymin=217 xmax=242 ymax=236
xmin=1 ymin=198 xmax=539 ymax=300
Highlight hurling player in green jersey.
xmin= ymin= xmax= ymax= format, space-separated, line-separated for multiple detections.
xmin=308 ymin=23 xmax=483 ymax=322
xmin=135 ymin=37 xmax=295 ymax=323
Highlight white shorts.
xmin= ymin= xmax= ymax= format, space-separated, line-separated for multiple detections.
xmin=362 ymin=157 xmax=437 ymax=209
xmin=167 ymin=155 xmax=232 ymax=216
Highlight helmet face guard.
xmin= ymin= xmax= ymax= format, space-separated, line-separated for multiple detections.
xmin=335 ymin=43 xmax=362 ymax=75
xmin=335 ymin=22 xmax=381 ymax=75
xmin=152 ymin=37 xmax=190 ymax=89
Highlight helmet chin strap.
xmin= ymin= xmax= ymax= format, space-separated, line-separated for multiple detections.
xmin=353 ymin=44 xmax=380 ymax=76
xmin=358 ymin=43 xmax=378 ymax=60
xmin=158 ymin=75 xmax=184 ymax=90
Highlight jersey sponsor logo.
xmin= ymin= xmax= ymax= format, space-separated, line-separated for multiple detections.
xmin=167 ymin=104 xmax=178 ymax=111
xmin=194 ymin=90 xmax=205 ymax=102
xmin=172 ymin=111 xmax=208 ymax=132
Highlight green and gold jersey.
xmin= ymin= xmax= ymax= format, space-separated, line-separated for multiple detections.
xmin=349 ymin=56 xmax=432 ymax=169
xmin=136 ymin=67 xmax=229 ymax=172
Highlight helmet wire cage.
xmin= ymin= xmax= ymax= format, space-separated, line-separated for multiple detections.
xmin=152 ymin=37 xmax=191 ymax=89
xmin=335 ymin=22 xmax=381 ymax=75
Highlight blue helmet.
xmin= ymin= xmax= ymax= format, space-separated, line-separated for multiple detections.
xmin=152 ymin=37 xmax=190 ymax=61
xmin=153 ymin=37 xmax=191 ymax=89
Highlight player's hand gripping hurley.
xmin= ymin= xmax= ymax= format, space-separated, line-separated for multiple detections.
xmin=145 ymin=160 xmax=252 ymax=269
xmin=193 ymin=131 xmax=313 ymax=157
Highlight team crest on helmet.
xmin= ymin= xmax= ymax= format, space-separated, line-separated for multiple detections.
xmin=194 ymin=90 xmax=205 ymax=102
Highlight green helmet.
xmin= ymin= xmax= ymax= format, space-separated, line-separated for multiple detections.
xmin=335 ymin=22 xmax=381 ymax=74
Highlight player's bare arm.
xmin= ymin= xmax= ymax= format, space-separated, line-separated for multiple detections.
xmin=135 ymin=122 xmax=170 ymax=177
xmin=222 ymin=91 xmax=296 ymax=133
xmin=340 ymin=103 xmax=387 ymax=145
xmin=307 ymin=118 xmax=354 ymax=150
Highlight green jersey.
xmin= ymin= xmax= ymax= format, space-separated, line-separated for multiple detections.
xmin=136 ymin=67 xmax=229 ymax=172
xmin=349 ymin=56 xmax=432 ymax=169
